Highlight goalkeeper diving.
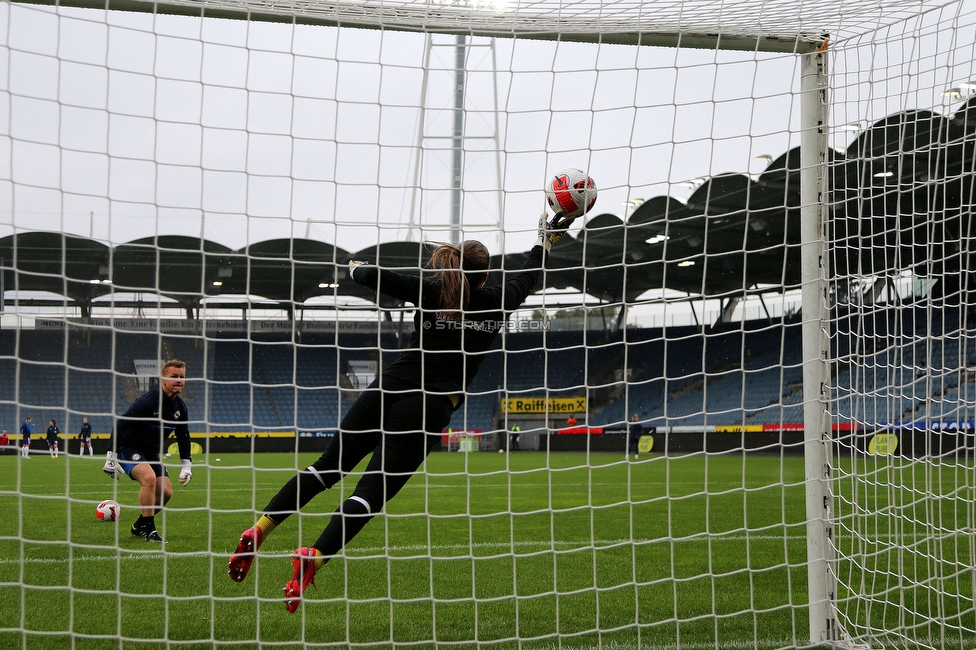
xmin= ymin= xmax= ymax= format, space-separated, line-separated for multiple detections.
xmin=228 ymin=210 xmax=582 ymax=612
xmin=102 ymin=359 xmax=193 ymax=543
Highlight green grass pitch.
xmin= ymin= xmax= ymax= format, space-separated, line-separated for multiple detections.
xmin=4 ymin=447 xmax=952 ymax=650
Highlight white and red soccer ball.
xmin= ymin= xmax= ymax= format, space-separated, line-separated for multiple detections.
xmin=96 ymin=499 xmax=119 ymax=522
xmin=545 ymin=168 xmax=598 ymax=218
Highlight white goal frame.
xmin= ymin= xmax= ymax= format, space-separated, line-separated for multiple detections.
xmin=6 ymin=0 xmax=975 ymax=647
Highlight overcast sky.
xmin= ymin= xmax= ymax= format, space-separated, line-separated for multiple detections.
xmin=1 ymin=1 xmax=975 ymax=258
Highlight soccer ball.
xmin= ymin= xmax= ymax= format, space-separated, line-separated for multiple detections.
xmin=96 ymin=499 xmax=119 ymax=522
xmin=545 ymin=168 xmax=597 ymax=218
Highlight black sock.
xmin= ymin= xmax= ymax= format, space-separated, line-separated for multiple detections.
xmin=313 ymin=497 xmax=374 ymax=559
xmin=135 ymin=515 xmax=155 ymax=529
xmin=263 ymin=470 xmax=329 ymax=523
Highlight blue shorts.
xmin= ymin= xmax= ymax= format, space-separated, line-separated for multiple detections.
xmin=117 ymin=448 xmax=168 ymax=479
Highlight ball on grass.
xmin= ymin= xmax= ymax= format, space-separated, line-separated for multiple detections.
xmin=96 ymin=499 xmax=119 ymax=522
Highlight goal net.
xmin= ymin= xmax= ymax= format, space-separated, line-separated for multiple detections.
xmin=1 ymin=0 xmax=975 ymax=648
xmin=827 ymin=6 xmax=976 ymax=650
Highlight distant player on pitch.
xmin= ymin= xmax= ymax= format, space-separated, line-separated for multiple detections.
xmin=20 ymin=416 xmax=34 ymax=459
xmin=102 ymin=359 xmax=193 ymax=543
xmin=46 ymin=419 xmax=60 ymax=458
xmin=79 ymin=417 xmax=93 ymax=457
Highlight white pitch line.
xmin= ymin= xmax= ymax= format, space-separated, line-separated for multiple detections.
xmin=4 ymin=478 xmax=802 ymax=492
xmin=0 ymin=535 xmax=811 ymax=566
xmin=345 ymin=535 xmax=808 ymax=554
xmin=527 ymin=640 xmax=814 ymax=650
xmin=7 ymin=529 xmax=969 ymax=568
xmin=1 ymin=485 xmax=803 ymax=499
xmin=541 ymin=637 xmax=976 ymax=650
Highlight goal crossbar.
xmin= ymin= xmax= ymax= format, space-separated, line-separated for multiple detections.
xmin=10 ymin=0 xmax=954 ymax=53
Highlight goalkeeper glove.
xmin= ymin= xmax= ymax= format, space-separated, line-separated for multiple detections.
xmin=102 ymin=451 xmax=120 ymax=480
xmin=179 ymin=460 xmax=192 ymax=487
xmin=348 ymin=260 xmax=367 ymax=281
xmin=536 ymin=211 xmax=578 ymax=252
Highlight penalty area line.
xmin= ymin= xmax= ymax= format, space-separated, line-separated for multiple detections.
xmin=0 ymin=534 xmax=809 ymax=566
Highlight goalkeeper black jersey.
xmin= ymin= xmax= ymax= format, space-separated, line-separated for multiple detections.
xmin=352 ymin=244 xmax=544 ymax=396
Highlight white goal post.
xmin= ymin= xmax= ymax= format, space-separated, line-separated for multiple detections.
xmin=2 ymin=0 xmax=976 ymax=648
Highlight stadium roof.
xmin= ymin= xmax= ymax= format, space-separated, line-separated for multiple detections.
xmin=2 ymin=97 xmax=975 ymax=315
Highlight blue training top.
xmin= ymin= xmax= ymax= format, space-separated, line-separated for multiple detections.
xmin=112 ymin=388 xmax=191 ymax=461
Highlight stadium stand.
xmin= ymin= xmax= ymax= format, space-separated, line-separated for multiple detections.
xmin=2 ymin=309 xmax=974 ymax=441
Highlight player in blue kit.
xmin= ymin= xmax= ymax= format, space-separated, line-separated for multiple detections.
xmin=19 ymin=416 xmax=33 ymax=459
xmin=102 ymin=359 xmax=193 ymax=543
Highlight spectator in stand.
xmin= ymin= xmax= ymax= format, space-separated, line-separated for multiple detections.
xmin=628 ymin=414 xmax=643 ymax=460
xmin=916 ymin=361 xmax=928 ymax=379
xmin=0 ymin=430 xmax=9 ymax=447
xmin=566 ymin=414 xmax=578 ymax=428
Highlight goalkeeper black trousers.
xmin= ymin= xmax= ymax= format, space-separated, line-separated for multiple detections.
xmin=264 ymin=378 xmax=456 ymax=559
